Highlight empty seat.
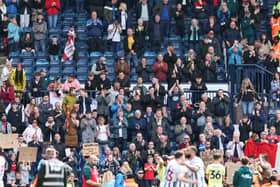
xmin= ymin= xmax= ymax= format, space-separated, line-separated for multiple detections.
xmin=78 ymin=51 xmax=89 ymax=58
xmin=22 ymin=59 xmax=34 ymax=67
xmin=21 ymin=52 xmax=34 ymax=58
xmin=49 ymin=67 xmax=61 ymax=74
xmin=63 ymin=60 xmax=75 ymax=66
xmin=63 ymin=67 xmax=75 ymax=74
xmin=144 ymin=51 xmax=157 ymax=58
xmin=77 ymin=67 xmax=88 ymax=74
xmin=90 ymin=51 xmax=103 ymax=58
xmin=24 ymin=67 xmax=33 ymax=74
xmin=36 ymin=59 xmax=49 ymax=66
xmin=77 ymin=59 xmax=88 ymax=66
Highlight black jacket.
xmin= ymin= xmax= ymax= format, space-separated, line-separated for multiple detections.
xmin=123 ymin=36 xmax=139 ymax=55
xmin=29 ymin=78 xmax=43 ymax=98
xmin=78 ymin=96 xmax=91 ymax=114
xmin=48 ymin=42 xmax=60 ymax=55
xmin=136 ymin=64 xmax=152 ymax=82
xmin=211 ymin=135 xmax=226 ymax=150
xmin=212 ymin=94 xmax=230 ymax=116
xmin=224 ymin=28 xmax=241 ymax=45
xmin=7 ymin=109 xmax=23 ymax=134
xmin=19 ymin=0 xmax=32 ymax=14
xmin=136 ymin=3 xmax=152 ymax=20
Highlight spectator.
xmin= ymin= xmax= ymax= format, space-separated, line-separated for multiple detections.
xmin=227 ymin=133 xmax=244 ymax=160
xmin=135 ymin=18 xmax=147 ymax=53
xmin=152 ymin=54 xmax=168 ymax=81
xmin=63 ymin=74 xmax=81 ymax=92
xmin=95 ymin=115 xmax=110 ymax=153
xmin=0 ymin=0 xmax=6 ymax=20
xmin=136 ymin=58 xmax=152 ymax=82
xmin=112 ymin=109 xmax=128 ymax=150
xmin=118 ymin=2 xmax=128 ymax=34
xmin=264 ymin=49 xmax=279 ymax=73
xmin=7 ymin=16 xmax=21 ymax=52
xmin=65 ymin=110 xmax=79 ymax=148
xmin=266 ymin=126 xmax=280 ymax=143
xmin=203 ymin=122 xmax=214 ymax=140
xmin=100 ymin=154 xmax=120 ymax=175
xmin=241 ymin=11 xmax=255 ymax=45
xmin=29 ymin=72 xmax=43 ymax=101
xmin=193 ymin=0 xmax=207 ymax=19
xmin=153 ymin=0 xmax=173 ymax=38
xmin=239 ymin=115 xmax=251 ymax=142
xmin=38 ymin=94 xmax=53 ymax=122
xmin=115 ymin=57 xmax=130 ymax=77
xmin=82 ymin=155 xmax=102 ymax=187
xmin=78 ymin=89 xmax=91 ymax=115
xmin=53 ymin=133 xmax=66 ymax=160
xmin=228 ymin=41 xmax=242 ymax=65
xmin=211 ymin=129 xmax=226 ymax=151
xmin=0 ymin=81 xmax=14 ymax=107
xmin=45 ymin=0 xmax=60 ymax=29
xmin=224 ymin=21 xmax=241 ymax=48
xmin=51 ymin=102 xmax=65 ymax=137
xmin=163 ymin=46 xmax=177 ymax=75
xmin=174 ymin=116 xmax=192 ymax=144
xmin=201 ymin=53 xmax=217 ymax=82
xmin=0 ymin=113 xmax=12 ymax=134
xmin=251 ymin=102 xmax=265 ymax=135
xmin=107 ymin=20 xmax=122 ymax=54
xmin=188 ymin=19 xmax=200 ymax=53
xmin=103 ymin=0 xmax=118 ymax=24
xmin=21 ymin=32 xmax=34 ymax=54
xmin=129 ymin=110 xmax=147 ymax=139
xmin=271 ymin=9 xmax=280 ymax=40
xmin=8 ymin=63 xmax=26 ymax=96
xmin=22 ymin=119 xmax=43 ymax=143
xmin=2 ymin=14 xmax=9 ymax=55
xmin=30 ymin=0 xmax=43 ymax=23
xmin=204 ymin=16 xmax=220 ymax=40
xmin=224 ymin=0 xmax=238 ymax=15
xmin=87 ymin=11 xmax=103 ymax=52
xmin=144 ymin=156 xmax=156 ymax=186
xmin=221 ymin=116 xmax=234 ymax=143
xmin=6 ymin=0 xmax=17 ymax=15
xmin=123 ymin=28 xmax=139 ymax=69
xmin=243 ymin=45 xmax=257 ymax=64
xmin=148 ymin=108 xmax=170 ymax=136
xmin=48 ymin=35 xmax=60 ymax=62
xmin=212 ymin=89 xmax=230 ymax=126
xmin=62 ymin=87 xmax=77 ymax=112
xmin=133 ymin=77 xmax=148 ymax=97
xmin=91 ymin=57 xmax=106 ymax=76
xmin=48 ymin=76 xmax=64 ymax=106
xmin=19 ymin=0 xmax=31 ymax=28
xmin=149 ymin=14 xmax=162 ymax=52
xmin=190 ymin=75 xmax=207 ymax=104
xmin=136 ymin=0 xmax=151 ymax=26
xmin=32 ymin=13 xmax=47 ymax=53
xmin=175 ymin=3 xmax=184 ymax=37
xmin=207 ymin=29 xmax=221 ymax=57
xmin=178 ymin=134 xmax=192 ymax=150
xmin=85 ymin=72 xmax=98 ymax=98
xmin=80 ymin=111 xmax=96 ymax=143
xmin=236 ymin=78 xmax=259 ymax=115
xmin=216 ymin=2 xmax=231 ymax=32
xmin=260 ymin=33 xmax=272 ymax=55
xmin=40 ymin=68 xmax=50 ymax=90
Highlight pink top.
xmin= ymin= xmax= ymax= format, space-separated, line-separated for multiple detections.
xmin=63 ymin=79 xmax=81 ymax=92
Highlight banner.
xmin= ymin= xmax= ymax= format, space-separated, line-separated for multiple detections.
xmin=18 ymin=147 xmax=38 ymax=162
xmin=0 ymin=134 xmax=18 ymax=149
xmin=244 ymin=140 xmax=278 ymax=167
xmin=83 ymin=143 xmax=99 ymax=157
xmin=62 ymin=29 xmax=75 ymax=62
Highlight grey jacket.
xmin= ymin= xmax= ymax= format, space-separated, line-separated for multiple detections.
xmin=111 ymin=117 xmax=128 ymax=140
xmin=32 ymin=21 xmax=47 ymax=40
xmin=96 ymin=94 xmax=111 ymax=116
xmin=80 ymin=117 xmax=97 ymax=143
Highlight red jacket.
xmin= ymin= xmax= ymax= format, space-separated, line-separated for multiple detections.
xmin=1 ymin=87 xmax=15 ymax=103
xmin=45 ymin=0 xmax=60 ymax=15
xmin=152 ymin=61 xmax=168 ymax=81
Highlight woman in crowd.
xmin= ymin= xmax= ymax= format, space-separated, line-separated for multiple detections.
xmin=8 ymin=63 xmax=26 ymax=97
xmin=236 ymin=78 xmax=259 ymax=115
xmin=47 ymin=76 xmax=64 ymax=106
xmin=271 ymin=72 xmax=280 ymax=108
xmin=0 ymin=80 xmax=15 ymax=108
xmin=24 ymin=97 xmax=36 ymax=123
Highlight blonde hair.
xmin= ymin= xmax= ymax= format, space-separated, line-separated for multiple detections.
xmin=120 ymin=2 xmax=127 ymax=10
xmin=102 ymin=171 xmax=114 ymax=184
xmin=241 ymin=78 xmax=256 ymax=95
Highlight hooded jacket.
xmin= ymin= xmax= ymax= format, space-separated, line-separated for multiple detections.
xmin=233 ymin=166 xmax=253 ymax=187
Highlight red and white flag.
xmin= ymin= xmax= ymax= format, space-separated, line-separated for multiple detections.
xmin=244 ymin=139 xmax=280 ymax=171
xmin=62 ymin=28 xmax=76 ymax=62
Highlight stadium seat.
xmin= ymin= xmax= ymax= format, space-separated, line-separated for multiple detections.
xmin=63 ymin=60 xmax=75 ymax=67
xmin=90 ymin=52 xmax=103 ymax=58
xmin=49 ymin=67 xmax=61 ymax=75
xmin=77 ymin=59 xmax=88 ymax=66
xmin=36 ymin=59 xmax=49 ymax=67
xmin=9 ymin=51 xmax=20 ymax=58
xmin=63 ymin=67 xmax=76 ymax=74
xmin=77 ymin=67 xmax=88 ymax=74
xmin=22 ymin=59 xmax=34 ymax=67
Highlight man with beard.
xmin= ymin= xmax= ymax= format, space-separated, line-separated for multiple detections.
xmin=0 ymin=113 xmax=12 ymax=134
xmin=63 ymin=74 xmax=81 ymax=92
xmin=82 ymin=155 xmax=102 ymax=187
xmin=38 ymin=94 xmax=53 ymax=123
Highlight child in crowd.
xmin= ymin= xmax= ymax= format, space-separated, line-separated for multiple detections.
xmin=48 ymin=35 xmax=60 ymax=62
xmin=144 ymin=155 xmax=156 ymax=187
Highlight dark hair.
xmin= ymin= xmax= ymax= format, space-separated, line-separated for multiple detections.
xmin=15 ymin=68 xmax=23 ymax=84
xmin=213 ymin=154 xmax=221 ymax=160
xmin=271 ymin=176 xmax=277 ymax=182
xmin=262 ymin=154 xmax=269 ymax=161
xmin=174 ymin=151 xmax=184 ymax=159
xmin=241 ymin=157 xmax=249 ymax=165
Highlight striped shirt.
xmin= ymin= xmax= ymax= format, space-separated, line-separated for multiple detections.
xmin=163 ymin=160 xmax=191 ymax=187
xmin=187 ymin=157 xmax=205 ymax=187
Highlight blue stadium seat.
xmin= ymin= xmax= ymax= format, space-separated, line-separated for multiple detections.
xmin=21 ymin=51 xmax=34 ymax=58
xmin=50 ymin=60 xmax=61 ymax=66
xmin=23 ymin=27 xmax=32 ymax=33
xmin=49 ymin=67 xmax=61 ymax=74
xmin=9 ymin=51 xmax=20 ymax=58
xmin=26 ymin=74 xmax=32 ymax=81
xmin=146 ymin=59 xmax=155 ymax=66
xmin=144 ymin=51 xmax=157 ymax=58
xmin=63 ymin=67 xmax=76 ymax=74
xmin=63 ymin=60 xmax=75 ymax=66
xmin=77 ymin=75 xmax=88 ymax=83
xmin=36 ymin=59 xmax=49 ymax=66
xmin=11 ymin=58 xmax=20 ymax=66
xmin=77 ymin=67 xmax=88 ymax=74
xmin=36 ymin=52 xmax=47 ymax=58
xmin=104 ymin=51 xmax=114 ymax=59
xmin=90 ymin=52 xmax=103 ymax=58
xmin=24 ymin=67 xmax=33 ymax=74
xmin=78 ymin=51 xmax=89 ymax=58
xmin=77 ymin=59 xmax=88 ymax=66
xmin=22 ymin=59 xmax=34 ymax=67
xmin=107 ymin=66 xmax=114 ymax=74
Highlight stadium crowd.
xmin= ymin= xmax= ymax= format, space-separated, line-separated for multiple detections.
xmin=0 ymin=0 xmax=280 ymax=186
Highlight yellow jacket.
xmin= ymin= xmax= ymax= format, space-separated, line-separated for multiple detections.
xmin=8 ymin=69 xmax=26 ymax=91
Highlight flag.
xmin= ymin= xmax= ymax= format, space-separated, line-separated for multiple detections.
xmin=62 ymin=29 xmax=75 ymax=62
xmin=244 ymin=139 xmax=279 ymax=169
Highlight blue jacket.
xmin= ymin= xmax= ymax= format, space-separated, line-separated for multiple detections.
xmin=86 ymin=18 xmax=103 ymax=37
xmin=111 ymin=103 xmax=126 ymax=121
xmin=228 ymin=46 xmax=242 ymax=65
xmin=0 ymin=121 xmax=12 ymax=134
xmin=114 ymin=173 xmax=124 ymax=187
xmin=217 ymin=9 xmax=231 ymax=26
xmin=6 ymin=0 xmax=17 ymax=14
xmin=8 ymin=22 xmax=21 ymax=42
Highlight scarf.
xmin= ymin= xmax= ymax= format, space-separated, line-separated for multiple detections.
xmin=190 ymin=25 xmax=198 ymax=41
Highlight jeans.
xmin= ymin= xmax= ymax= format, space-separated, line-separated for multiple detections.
xmin=34 ymin=39 xmax=46 ymax=53
xmin=48 ymin=14 xmax=58 ymax=29
xmin=242 ymin=101 xmax=254 ymax=115
xmin=126 ymin=53 xmax=138 ymax=69
xmin=8 ymin=42 xmax=20 ymax=53
xmin=20 ymin=13 xmax=30 ymax=28
xmin=50 ymin=55 xmax=59 ymax=62
xmin=110 ymin=41 xmax=121 ymax=54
